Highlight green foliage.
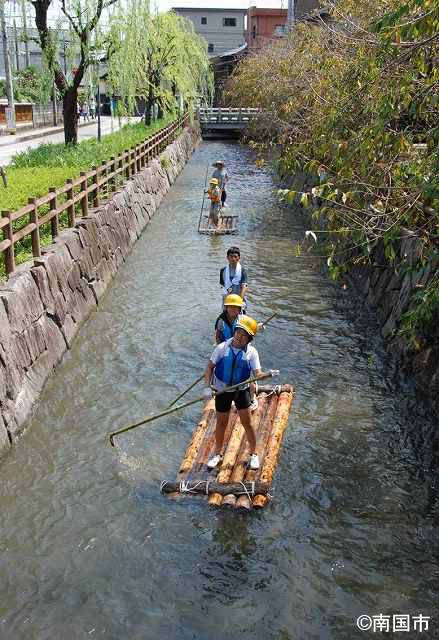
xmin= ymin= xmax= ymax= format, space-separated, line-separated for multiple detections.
xmin=0 ymin=167 xmax=78 ymax=211
xmin=107 ymin=5 xmax=213 ymax=116
xmin=227 ymin=0 xmax=439 ymax=345
xmin=11 ymin=116 xmax=172 ymax=170
xmin=399 ymin=275 xmax=439 ymax=347
xmin=13 ymin=65 xmax=53 ymax=104
xmin=1 ymin=116 xmax=172 ymax=210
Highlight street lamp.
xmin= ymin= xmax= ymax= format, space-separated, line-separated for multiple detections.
xmin=90 ymin=50 xmax=105 ymax=141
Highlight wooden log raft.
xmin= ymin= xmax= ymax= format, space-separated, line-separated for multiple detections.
xmin=162 ymin=383 xmax=294 ymax=509
xmin=199 ymin=213 xmax=238 ymax=235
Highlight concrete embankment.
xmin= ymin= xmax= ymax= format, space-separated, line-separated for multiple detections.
xmin=0 ymin=125 xmax=200 ymax=457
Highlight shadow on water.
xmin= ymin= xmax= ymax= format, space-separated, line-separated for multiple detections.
xmin=0 ymin=140 xmax=438 ymax=640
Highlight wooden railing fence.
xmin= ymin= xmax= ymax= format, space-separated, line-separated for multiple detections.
xmin=0 ymin=113 xmax=190 ymax=278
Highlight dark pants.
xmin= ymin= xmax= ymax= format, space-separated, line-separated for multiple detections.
xmin=221 ymin=189 xmax=227 ymax=205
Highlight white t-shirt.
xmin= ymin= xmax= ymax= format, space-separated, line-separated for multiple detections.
xmin=210 ymin=338 xmax=261 ymax=391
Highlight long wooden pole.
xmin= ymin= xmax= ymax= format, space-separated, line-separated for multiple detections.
xmin=108 ymin=370 xmax=278 ymax=446
xmin=167 ymin=374 xmax=204 ymax=409
xmin=197 ymin=164 xmax=210 ymax=232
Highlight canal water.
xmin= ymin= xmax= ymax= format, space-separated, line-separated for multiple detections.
xmin=1 ymin=142 xmax=438 ymax=640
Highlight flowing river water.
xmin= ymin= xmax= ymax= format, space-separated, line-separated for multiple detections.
xmin=1 ymin=142 xmax=438 ymax=640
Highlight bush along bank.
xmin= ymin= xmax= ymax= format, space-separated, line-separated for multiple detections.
xmin=226 ymin=0 xmax=438 ymax=416
xmin=0 ymin=125 xmax=200 ymax=459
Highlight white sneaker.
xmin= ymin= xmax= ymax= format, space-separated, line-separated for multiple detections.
xmin=249 ymin=397 xmax=259 ymax=412
xmin=207 ymin=454 xmax=222 ymax=469
xmin=222 ymin=203 xmax=228 ymax=208
xmin=249 ymin=453 xmax=260 ymax=470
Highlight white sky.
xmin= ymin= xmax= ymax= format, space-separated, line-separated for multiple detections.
xmin=153 ymin=0 xmax=287 ymax=11
xmin=5 ymin=0 xmax=287 ymax=28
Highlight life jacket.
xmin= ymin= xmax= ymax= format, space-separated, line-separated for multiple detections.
xmin=208 ymin=187 xmax=221 ymax=203
xmin=215 ymin=340 xmax=252 ymax=386
xmin=216 ymin=312 xmax=239 ymax=343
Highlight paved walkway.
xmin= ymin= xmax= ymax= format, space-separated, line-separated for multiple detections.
xmin=0 ymin=116 xmax=140 ymax=166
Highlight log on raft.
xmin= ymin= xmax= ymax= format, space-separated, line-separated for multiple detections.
xmin=161 ymin=480 xmax=270 ymax=496
xmin=207 ymin=414 xmax=246 ymax=506
xmin=252 ymin=386 xmax=294 ymax=509
xmin=221 ymin=393 xmax=270 ymax=508
xmin=234 ymin=392 xmax=280 ymax=510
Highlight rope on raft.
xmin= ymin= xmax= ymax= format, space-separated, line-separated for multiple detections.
xmin=160 ymin=480 xmax=260 ymax=497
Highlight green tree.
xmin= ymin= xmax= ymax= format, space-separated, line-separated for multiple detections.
xmin=30 ymin=0 xmax=118 ymax=144
xmin=226 ymin=0 xmax=439 ymax=344
xmin=108 ymin=4 xmax=212 ymax=123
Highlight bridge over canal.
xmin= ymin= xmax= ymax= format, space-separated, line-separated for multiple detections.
xmin=198 ymin=107 xmax=259 ymax=138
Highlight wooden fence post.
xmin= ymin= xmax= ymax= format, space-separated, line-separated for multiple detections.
xmin=66 ymin=179 xmax=75 ymax=226
xmin=28 ymin=197 xmax=41 ymax=259
xmin=80 ymin=173 xmax=89 ymax=217
xmin=110 ymin=157 xmax=116 ymax=192
xmin=118 ymin=154 xmax=123 ymax=190
xmin=49 ymin=187 xmax=59 ymax=238
xmin=125 ymin=150 xmax=130 ymax=179
xmin=92 ymin=166 xmax=99 ymax=208
xmin=1 ymin=210 xmax=15 ymax=275
xmin=101 ymin=160 xmax=108 ymax=198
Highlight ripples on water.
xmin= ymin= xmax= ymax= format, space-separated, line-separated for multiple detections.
xmin=1 ymin=141 xmax=438 ymax=640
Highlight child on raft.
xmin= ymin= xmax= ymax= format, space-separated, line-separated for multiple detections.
xmin=204 ymin=315 xmax=264 ymax=470
xmin=206 ymin=177 xmax=222 ymax=228
xmin=212 ymin=160 xmax=229 ymax=208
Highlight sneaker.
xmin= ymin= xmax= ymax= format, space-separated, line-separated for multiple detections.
xmin=249 ymin=397 xmax=259 ymax=412
xmin=249 ymin=453 xmax=260 ymax=470
xmin=222 ymin=203 xmax=228 ymax=208
xmin=207 ymin=454 xmax=222 ymax=469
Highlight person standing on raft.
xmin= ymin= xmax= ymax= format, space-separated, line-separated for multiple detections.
xmin=220 ymin=246 xmax=248 ymax=307
xmin=212 ymin=160 xmax=229 ymax=208
xmin=203 ymin=316 xmax=264 ymax=471
xmin=206 ymin=177 xmax=222 ymax=228
xmin=215 ymin=293 xmax=244 ymax=344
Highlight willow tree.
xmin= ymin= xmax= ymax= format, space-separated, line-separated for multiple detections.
xmin=31 ymin=0 xmax=118 ymax=143
xmin=107 ymin=4 xmax=213 ymax=123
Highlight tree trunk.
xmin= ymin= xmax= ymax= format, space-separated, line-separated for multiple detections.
xmin=157 ymin=101 xmax=164 ymax=119
xmin=63 ymin=87 xmax=79 ymax=144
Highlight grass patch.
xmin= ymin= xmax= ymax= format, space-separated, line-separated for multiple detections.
xmin=0 ymin=112 xmax=181 ymax=280
xmin=0 ymin=114 xmax=175 ymax=210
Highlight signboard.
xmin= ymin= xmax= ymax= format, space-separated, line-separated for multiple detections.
xmin=5 ymin=107 xmax=16 ymax=133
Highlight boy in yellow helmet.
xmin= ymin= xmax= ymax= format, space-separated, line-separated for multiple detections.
xmin=203 ymin=315 xmax=263 ymax=470
xmin=206 ymin=177 xmax=222 ymax=228
xmin=214 ymin=293 xmax=244 ymax=344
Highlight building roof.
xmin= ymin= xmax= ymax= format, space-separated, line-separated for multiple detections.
xmin=210 ymin=42 xmax=248 ymax=61
xmin=173 ymin=7 xmax=247 ymax=12
xmin=248 ymin=7 xmax=288 ymax=15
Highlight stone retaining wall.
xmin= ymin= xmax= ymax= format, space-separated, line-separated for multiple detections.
xmin=0 ymin=125 xmax=200 ymax=457
xmin=289 ymin=171 xmax=439 ymax=420
xmin=347 ymin=235 xmax=439 ymax=418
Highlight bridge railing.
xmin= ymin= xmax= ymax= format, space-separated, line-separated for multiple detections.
xmin=198 ymin=107 xmax=260 ymax=124
xmin=0 ymin=113 xmax=190 ymax=279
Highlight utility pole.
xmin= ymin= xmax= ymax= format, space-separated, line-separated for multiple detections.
xmin=14 ymin=19 xmax=20 ymax=71
xmin=1 ymin=0 xmax=16 ymax=133
xmin=287 ymin=0 xmax=295 ymax=31
xmin=21 ymin=0 xmax=30 ymax=67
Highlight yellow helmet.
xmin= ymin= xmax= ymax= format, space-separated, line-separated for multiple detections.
xmin=210 ymin=178 xmax=219 ymax=186
xmin=224 ymin=294 xmax=243 ymax=307
xmin=235 ymin=315 xmax=258 ymax=337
